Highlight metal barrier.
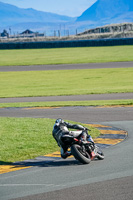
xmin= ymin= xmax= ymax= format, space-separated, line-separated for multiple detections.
xmin=0 ymin=37 xmax=133 ymax=49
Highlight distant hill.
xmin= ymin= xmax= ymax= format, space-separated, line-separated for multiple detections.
xmin=77 ymin=0 xmax=133 ymax=23
xmin=0 ymin=0 xmax=133 ymax=36
xmin=0 ymin=1 xmax=74 ymax=27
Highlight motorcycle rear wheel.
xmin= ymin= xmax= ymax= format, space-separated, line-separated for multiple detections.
xmin=71 ymin=144 xmax=91 ymax=164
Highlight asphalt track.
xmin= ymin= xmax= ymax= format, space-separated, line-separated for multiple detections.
xmin=0 ymin=93 xmax=133 ymax=103
xmin=0 ymin=61 xmax=133 ymax=72
xmin=0 ymin=62 xmax=133 ymax=200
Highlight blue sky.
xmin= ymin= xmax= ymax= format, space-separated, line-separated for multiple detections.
xmin=0 ymin=0 xmax=97 ymax=17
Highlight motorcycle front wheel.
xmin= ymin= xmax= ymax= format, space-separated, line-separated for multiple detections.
xmin=71 ymin=144 xmax=91 ymax=164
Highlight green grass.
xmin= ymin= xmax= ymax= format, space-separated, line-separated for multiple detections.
xmin=0 ymin=99 xmax=133 ymax=108
xmin=0 ymin=68 xmax=133 ymax=98
xmin=0 ymin=46 xmax=133 ymax=66
xmin=0 ymin=117 xmax=100 ymax=164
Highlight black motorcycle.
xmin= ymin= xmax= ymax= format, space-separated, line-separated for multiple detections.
xmin=61 ymin=129 xmax=104 ymax=164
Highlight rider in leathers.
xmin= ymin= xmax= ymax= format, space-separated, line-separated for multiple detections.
xmin=52 ymin=118 xmax=94 ymax=159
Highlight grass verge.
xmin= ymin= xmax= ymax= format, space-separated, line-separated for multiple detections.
xmin=0 ymin=117 xmax=99 ymax=164
xmin=0 ymin=46 xmax=133 ymax=66
xmin=0 ymin=68 xmax=133 ymax=97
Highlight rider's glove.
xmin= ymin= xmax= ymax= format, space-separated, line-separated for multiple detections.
xmin=84 ymin=127 xmax=91 ymax=131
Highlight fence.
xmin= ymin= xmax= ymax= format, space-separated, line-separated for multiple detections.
xmin=0 ymin=37 xmax=133 ymax=49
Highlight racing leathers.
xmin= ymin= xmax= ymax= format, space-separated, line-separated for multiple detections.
xmin=52 ymin=119 xmax=94 ymax=159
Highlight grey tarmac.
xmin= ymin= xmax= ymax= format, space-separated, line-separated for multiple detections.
xmin=0 ymin=93 xmax=133 ymax=103
xmin=0 ymin=105 xmax=133 ymax=123
xmin=0 ymin=61 xmax=133 ymax=72
xmin=10 ymin=175 xmax=133 ymax=200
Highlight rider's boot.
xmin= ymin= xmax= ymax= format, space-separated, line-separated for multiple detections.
xmin=61 ymin=148 xmax=71 ymax=159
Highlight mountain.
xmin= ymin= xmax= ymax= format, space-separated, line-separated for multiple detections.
xmin=77 ymin=0 xmax=133 ymax=23
xmin=0 ymin=0 xmax=133 ymax=36
xmin=0 ymin=1 xmax=74 ymax=27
